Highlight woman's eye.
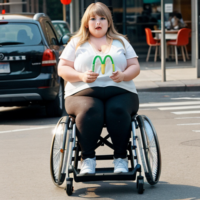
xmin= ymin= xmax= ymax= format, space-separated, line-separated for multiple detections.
xmin=90 ymin=18 xmax=95 ymax=20
xmin=101 ymin=17 xmax=106 ymax=20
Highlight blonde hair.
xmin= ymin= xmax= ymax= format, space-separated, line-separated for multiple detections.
xmin=71 ymin=2 xmax=128 ymax=49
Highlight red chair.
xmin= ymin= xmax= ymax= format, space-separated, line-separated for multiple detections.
xmin=145 ymin=28 xmax=160 ymax=62
xmin=167 ymin=28 xmax=191 ymax=64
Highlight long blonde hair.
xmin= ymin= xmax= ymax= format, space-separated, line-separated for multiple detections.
xmin=71 ymin=2 xmax=128 ymax=49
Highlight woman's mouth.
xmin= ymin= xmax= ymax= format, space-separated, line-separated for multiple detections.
xmin=95 ymin=27 xmax=102 ymax=30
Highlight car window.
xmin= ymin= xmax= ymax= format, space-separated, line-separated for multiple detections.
xmin=44 ymin=21 xmax=59 ymax=45
xmin=0 ymin=23 xmax=42 ymax=45
xmin=53 ymin=24 xmax=63 ymax=37
xmin=58 ymin=23 xmax=70 ymax=35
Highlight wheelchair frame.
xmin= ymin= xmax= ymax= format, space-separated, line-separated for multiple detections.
xmin=50 ymin=114 xmax=161 ymax=196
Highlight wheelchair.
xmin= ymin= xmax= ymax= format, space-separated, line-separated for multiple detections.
xmin=50 ymin=114 xmax=161 ymax=195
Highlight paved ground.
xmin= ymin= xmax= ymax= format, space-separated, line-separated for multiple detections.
xmin=135 ymin=61 xmax=200 ymax=92
xmin=1 ymin=92 xmax=200 ymax=200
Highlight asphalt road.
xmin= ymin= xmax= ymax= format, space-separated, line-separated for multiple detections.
xmin=1 ymin=91 xmax=200 ymax=200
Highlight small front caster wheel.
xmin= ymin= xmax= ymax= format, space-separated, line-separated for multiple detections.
xmin=137 ymin=176 xmax=144 ymax=194
xmin=66 ymin=178 xmax=73 ymax=196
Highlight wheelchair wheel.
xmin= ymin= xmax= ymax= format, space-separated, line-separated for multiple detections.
xmin=50 ymin=116 xmax=70 ymax=186
xmin=137 ymin=115 xmax=161 ymax=185
xmin=137 ymin=176 xmax=144 ymax=194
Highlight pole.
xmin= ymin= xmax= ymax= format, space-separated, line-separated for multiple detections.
xmin=43 ymin=0 xmax=46 ymax=14
xmin=31 ymin=0 xmax=34 ymax=13
xmin=63 ymin=4 xmax=66 ymax=22
xmin=161 ymin=0 xmax=166 ymax=81
xmin=123 ymin=0 xmax=126 ymax=35
xmin=70 ymin=2 xmax=73 ymax=33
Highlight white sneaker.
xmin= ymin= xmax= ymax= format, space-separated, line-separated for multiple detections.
xmin=80 ymin=157 xmax=96 ymax=174
xmin=113 ymin=158 xmax=128 ymax=173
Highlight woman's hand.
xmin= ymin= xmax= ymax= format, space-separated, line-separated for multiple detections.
xmin=79 ymin=70 xmax=99 ymax=83
xmin=110 ymin=70 xmax=125 ymax=83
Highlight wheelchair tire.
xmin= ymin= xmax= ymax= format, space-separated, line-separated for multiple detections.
xmin=137 ymin=176 xmax=144 ymax=194
xmin=66 ymin=178 xmax=73 ymax=196
xmin=50 ymin=116 xmax=70 ymax=186
xmin=137 ymin=115 xmax=161 ymax=185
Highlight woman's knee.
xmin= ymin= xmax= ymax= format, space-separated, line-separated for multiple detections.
xmin=106 ymin=103 xmax=127 ymax=116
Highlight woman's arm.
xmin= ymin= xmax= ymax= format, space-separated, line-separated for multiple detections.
xmin=110 ymin=57 xmax=140 ymax=83
xmin=58 ymin=58 xmax=99 ymax=83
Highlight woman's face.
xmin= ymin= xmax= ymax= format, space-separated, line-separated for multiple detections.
xmin=87 ymin=14 xmax=109 ymax=38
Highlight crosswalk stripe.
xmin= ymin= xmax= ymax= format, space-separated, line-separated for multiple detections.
xmin=159 ymin=105 xmax=200 ymax=110
xmin=175 ymin=117 xmax=200 ymax=119
xmin=193 ymin=130 xmax=200 ymax=132
xmin=0 ymin=126 xmax=54 ymax=134
xmin=171 ymin=97 xmax=200 ymax=100
xmin=177 ymin=123 xmax=200 ymax=126
xmin=140 ymin=101 xmax=200 ymax=107
xmin=172 ymin=111 xmax=200 ymax=115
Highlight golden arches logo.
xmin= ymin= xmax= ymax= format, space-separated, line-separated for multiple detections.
xmin=92 ymin=55 xmax=115 ymax=74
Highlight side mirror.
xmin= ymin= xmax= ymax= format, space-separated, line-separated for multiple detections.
xmin=61 ymin=34 xmax=70 ymax=45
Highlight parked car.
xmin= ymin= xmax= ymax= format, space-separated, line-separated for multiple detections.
xmin=52 ymin=20 xmax=71 ymax=37
xmin=0 ymin=13 xmax=69 ymax=117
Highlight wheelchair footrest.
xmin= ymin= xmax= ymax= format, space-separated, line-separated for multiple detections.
xmin=73 ymin=164 xmax=141 ymax=182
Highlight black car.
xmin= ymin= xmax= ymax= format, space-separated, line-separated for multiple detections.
xmin=0 ymin=13 xmax=69 ymax=117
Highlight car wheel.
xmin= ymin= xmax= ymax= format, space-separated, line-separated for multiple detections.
xmin=46 ymin=83 xmax=64 ymax=117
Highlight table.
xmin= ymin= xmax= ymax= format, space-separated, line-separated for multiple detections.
xmin=151 ymin=30 xmax=179 ymax=58
xmin=151 ymin=29 xmax=179 ymax=40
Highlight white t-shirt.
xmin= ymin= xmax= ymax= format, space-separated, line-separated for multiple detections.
xmin=60 ymin=36 xmax=138 ymax=98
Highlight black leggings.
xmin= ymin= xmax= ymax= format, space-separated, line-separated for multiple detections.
xmin=65 ymin=86 xmax=139 ymax=159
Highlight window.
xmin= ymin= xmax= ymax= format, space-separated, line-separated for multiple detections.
xmin=58 ymin=23 xmax=70 ymax=35
xmin=53 ymin=24 xmax=63 ymax=37
xmin=44 ymin=22 xmax=58 ymax=45
xmin=0 ymin=23 xmax=42 ymax=45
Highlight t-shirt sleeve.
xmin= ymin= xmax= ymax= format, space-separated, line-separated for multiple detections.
xmin=121 ymin=37 xmax=138 ymax=59
xmin=59 ymin=38 xmax=76 ymax=62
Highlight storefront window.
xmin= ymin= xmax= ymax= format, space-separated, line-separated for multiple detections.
xmin=80 ymin=0 xmax=191 ymax=61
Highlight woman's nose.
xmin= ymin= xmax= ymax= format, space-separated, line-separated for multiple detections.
xmin=96 ymin=19 xmax=101 ymax=25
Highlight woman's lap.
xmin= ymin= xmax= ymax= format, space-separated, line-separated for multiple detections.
xmin=64 ymin=87 xmax=139 ymax=159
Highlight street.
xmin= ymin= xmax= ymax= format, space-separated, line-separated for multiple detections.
xmin=1 ymin=91 xmax=200 ymax=200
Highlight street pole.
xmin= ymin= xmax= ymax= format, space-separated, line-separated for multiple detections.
xmin=43 ymin=0 xmax=46 ymax=14
xmin=123 ymin=0 xmax=126 ymax=35
xmin=63 ymin=4 xmax=66 ymax=22
xmin=161 ymin=0 xmax=166 ymax=82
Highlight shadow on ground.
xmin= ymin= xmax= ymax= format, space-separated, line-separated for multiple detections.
xmin=57 ymin=180 xmax=200 ymax=200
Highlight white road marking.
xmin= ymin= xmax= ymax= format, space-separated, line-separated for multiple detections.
xmin=171 ymin=97 xmax=200 ymax=100
xmin=140 ymin=101 xmax=200 ymax=107
xmin=177 ymin=123 xmax=200 ymax=126
xmin=172 ymin=111 xmax=200 ymax=115
xmin=193 ymin=130 xmax=200 ymax=132
xmin=175 ymin=117 xmax=200 ymax=119
xmin=159 ymin=105 xmax=200 ymax=110
xmin=0 ymin=126 xmax=54 ymax=134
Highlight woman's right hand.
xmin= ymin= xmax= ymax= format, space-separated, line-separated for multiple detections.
xmin=79 ymin=70 xmax=99 ymax=83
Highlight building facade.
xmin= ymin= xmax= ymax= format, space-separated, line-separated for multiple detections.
xmin=70 ymin=0 xmax=200 ymax=77
xmin=1 ymin=0 xmax=199 ymax=77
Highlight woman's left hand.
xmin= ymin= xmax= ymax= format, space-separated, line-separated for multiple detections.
xmin=110 ymin=70 xmax=125 ymax=83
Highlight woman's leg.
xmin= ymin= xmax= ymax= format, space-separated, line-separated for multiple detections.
xmin=105 ymin=92 xmax=139 ymax=159
xmin=65 ymin=95 xmax=104 ymax=159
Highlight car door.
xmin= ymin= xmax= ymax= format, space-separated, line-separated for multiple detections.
xmin=43 ymin=20 xmax=64 ymax=61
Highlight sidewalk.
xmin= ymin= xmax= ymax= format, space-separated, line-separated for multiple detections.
xmin=134 ymin=61 xmax=200 ymax=92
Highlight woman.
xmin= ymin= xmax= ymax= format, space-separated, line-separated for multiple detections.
xmin=58 ymin=2 xmax=140 ymax=174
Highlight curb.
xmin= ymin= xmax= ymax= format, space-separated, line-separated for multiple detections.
xmin=135 ymin=79 xmax=200 ymax=92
